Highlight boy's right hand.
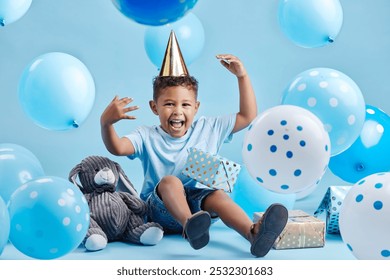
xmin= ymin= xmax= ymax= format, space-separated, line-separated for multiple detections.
xmin=100 ymin=96 xmax=139 ymax=126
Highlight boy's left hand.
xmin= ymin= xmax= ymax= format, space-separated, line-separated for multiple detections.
xmin=216 ymin=54 xmax=247 ymax=78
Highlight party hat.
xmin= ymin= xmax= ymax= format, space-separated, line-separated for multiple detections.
xmin=159 ymin=30 xmax=189 ymax=77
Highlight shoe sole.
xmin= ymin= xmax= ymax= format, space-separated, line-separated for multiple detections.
xmin=251 ymin=203 xmax=288 ymax=257
xmin=184 ymin=211 xmax=211 ymax=250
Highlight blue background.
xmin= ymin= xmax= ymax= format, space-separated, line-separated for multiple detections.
xmin=0 ymin=0 xmax=389 ymax=260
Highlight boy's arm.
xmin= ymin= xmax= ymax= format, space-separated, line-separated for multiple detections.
xmin=216 ymin=54 xmax=257 ymax=133
xmin=100 ymin=96 xmax=138 ymax=156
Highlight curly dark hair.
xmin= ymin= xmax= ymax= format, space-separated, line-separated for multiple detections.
xmin=152 ymin=76 xmax=198 ymax=101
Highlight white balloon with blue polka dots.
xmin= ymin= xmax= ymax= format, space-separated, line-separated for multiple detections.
xmin=339 ymin=172 xmax=390 ymax=259
xmin=242 ymin=105 xmax=331 ymax=194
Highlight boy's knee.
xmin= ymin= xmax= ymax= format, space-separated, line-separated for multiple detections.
xmin=205 ymin=189 xmax=230 ymax=204
xmin=158 ymin=175 xmax=183 ymax=194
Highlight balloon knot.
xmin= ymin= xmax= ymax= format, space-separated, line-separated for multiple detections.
xmin=72 ymin=121 xmax=79 ymax=128
xmin=328 ymin=36 xmax=334 ymax=43
xmin=0 ymin=19 xmax=5 ymax=27
xmin=355 ymin=163 xmax=365 ymax=172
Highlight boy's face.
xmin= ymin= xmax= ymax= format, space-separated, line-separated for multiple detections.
xmin=149 ymin=85 xmax=200 ymax=138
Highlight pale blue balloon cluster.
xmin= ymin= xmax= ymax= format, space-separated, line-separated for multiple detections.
xmin=0 ymin=144 xmax=91 ymax=259
xmin=8 ymin=176 xmax=90 ymax=260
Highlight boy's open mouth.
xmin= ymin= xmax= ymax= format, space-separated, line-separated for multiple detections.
xmin=169 ymin=119 xmax=185 ymax=129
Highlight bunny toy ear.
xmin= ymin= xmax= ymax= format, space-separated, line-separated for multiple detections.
xmin=115 ymin=162 xmax=139 ymax=197
xmin=68 ymin=163 xmax=83 ymax=189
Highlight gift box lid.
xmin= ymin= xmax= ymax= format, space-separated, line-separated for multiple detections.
xmin=254 ymin=209 xmax=323 ymax=224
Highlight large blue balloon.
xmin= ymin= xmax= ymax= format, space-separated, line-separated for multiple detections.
xmin=278 ymin=0 xmax=343 ymax=48
xmin=8 ymin=176 xmax=90 ymax=259
xmin=18 ymin=52 xmax=95 ymax=131
xmin=0 ymin=0 xmax=32 ymax=26
xmin=329 ymin=105 xmax=390 ymax=183
xmin=230 ymin=167 xmax=296 ymax=218
xmin=281 ymin=68 xmax=366 ymax=156
xmin=0 ymin=143 xmax=45 ymax=203
xmin=111 ymin=0 xmax=198 ymax=26
xmin=144 ymin=12 xmax=205 ymax=69
xmin=0 ymin=196 xmax=10 ymax=256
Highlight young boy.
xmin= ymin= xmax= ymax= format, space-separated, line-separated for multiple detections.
xmin=100 ymin=32 xmax=288 ymax=257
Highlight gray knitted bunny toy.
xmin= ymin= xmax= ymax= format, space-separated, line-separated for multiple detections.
xmin=69 ymin=155 xmax=163 ymax=251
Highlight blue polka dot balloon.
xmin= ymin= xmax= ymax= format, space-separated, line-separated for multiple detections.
xmin=8 ymin=176 xmax=90 ymax=259
xmin=339 ymin=172 xmax=390 ymax=259
xmin=242 ymin=105 xmax=331 ymax=194
xmin=281 ymin=68 xmax=366 ymax=156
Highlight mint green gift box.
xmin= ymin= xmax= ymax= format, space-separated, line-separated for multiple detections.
xmin=182 ymin=148 xmax=241 ymax=193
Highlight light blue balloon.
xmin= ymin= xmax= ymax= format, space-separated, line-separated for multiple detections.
xmin=278 ymin=0 xmax=343 ymax=48
xmin=144 ymin=12 xmax=205 ymax=69
xmin=281 ymin=68 xmax=366 ymax=156
xmin=0 ymin=143 xmax=45 ymax=203
xmin=18 ymin=52 xmax=95 ymax=131
xmin=0 ymin=196 xmax=10 ymax=256
xmin=8 ymin=176 xmax=90 ymax=259
xmin=329 ymin=105 xmax=390 ymax=183
xmin=112 ymin=0 xmax=198 ymax=26
xmin=0 ymin=0 xmax=32 ymax=26
xmin=230 ymin=167 xmax=296 ymax=218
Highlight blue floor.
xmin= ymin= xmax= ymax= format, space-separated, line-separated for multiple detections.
xmin=0 ymin=173 xmax=355 ymax=260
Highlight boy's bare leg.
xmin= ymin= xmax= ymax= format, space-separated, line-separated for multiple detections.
xmin=203 ymin=190 xmax=288 ymax=257
xmin=202 ymin=190 xmax=253 ymax=240
xmin=157 ymin=175 xmax=192 ymax=227
xmin=158 ymin=175 xmax=211 ymax=249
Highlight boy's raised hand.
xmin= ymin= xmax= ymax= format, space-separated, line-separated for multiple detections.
xmin=100 ymin=96 xmax=139 ymax=126
xmin=216 ymin=54 xmax=247 ymax=78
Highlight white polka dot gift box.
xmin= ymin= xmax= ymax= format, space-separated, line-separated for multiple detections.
xmin=253 ymin=210 xmax=325 ymax=250
xmin=182 ymin=148 xmax=241 ymax=193
xmin=314 ymin=185 xmax=352 ymax=234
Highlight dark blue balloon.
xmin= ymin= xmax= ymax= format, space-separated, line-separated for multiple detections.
xmin=329 ymin=105 xmax=390 ymax=183
xmin=111 ymin=0 xmax=198 ymax=26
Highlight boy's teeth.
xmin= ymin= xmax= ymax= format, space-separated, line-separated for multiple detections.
xmin=170 ymin=120 xmax=184 ymax=128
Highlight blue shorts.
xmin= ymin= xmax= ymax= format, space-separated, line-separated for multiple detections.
xmin=146 ymin=185 xmax=218 ymax=233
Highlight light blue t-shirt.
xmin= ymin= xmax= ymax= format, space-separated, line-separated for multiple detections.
xmin=125 ymin=114 xmax=236 ymax=200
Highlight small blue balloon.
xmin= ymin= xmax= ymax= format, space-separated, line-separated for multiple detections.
xmin=329 ymin=105 xmax=390 ymax=183
xmin=18 ymin=52 xmax=95 ymax=131
xmin=278 ymin=0 xmax=343 ymax=48
xmin=281 ymin=68 xmax=366 ymax=156
xmin=8 ymin=176 xmax=90 ymax=259
xmin=0 ymin=143 xmax=45 ymax=203
xmin=111 ymin=0 xmax=198 ymax=26
xmin=230 ymin=167 xmax=296 ymax=218
xmin=0 ymin=0 xmax=32 ymax=26
xmin=144 ymin=12 xmax=205 ymax=69
xmin=0 ymin=196 xmax=10 ymax=256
